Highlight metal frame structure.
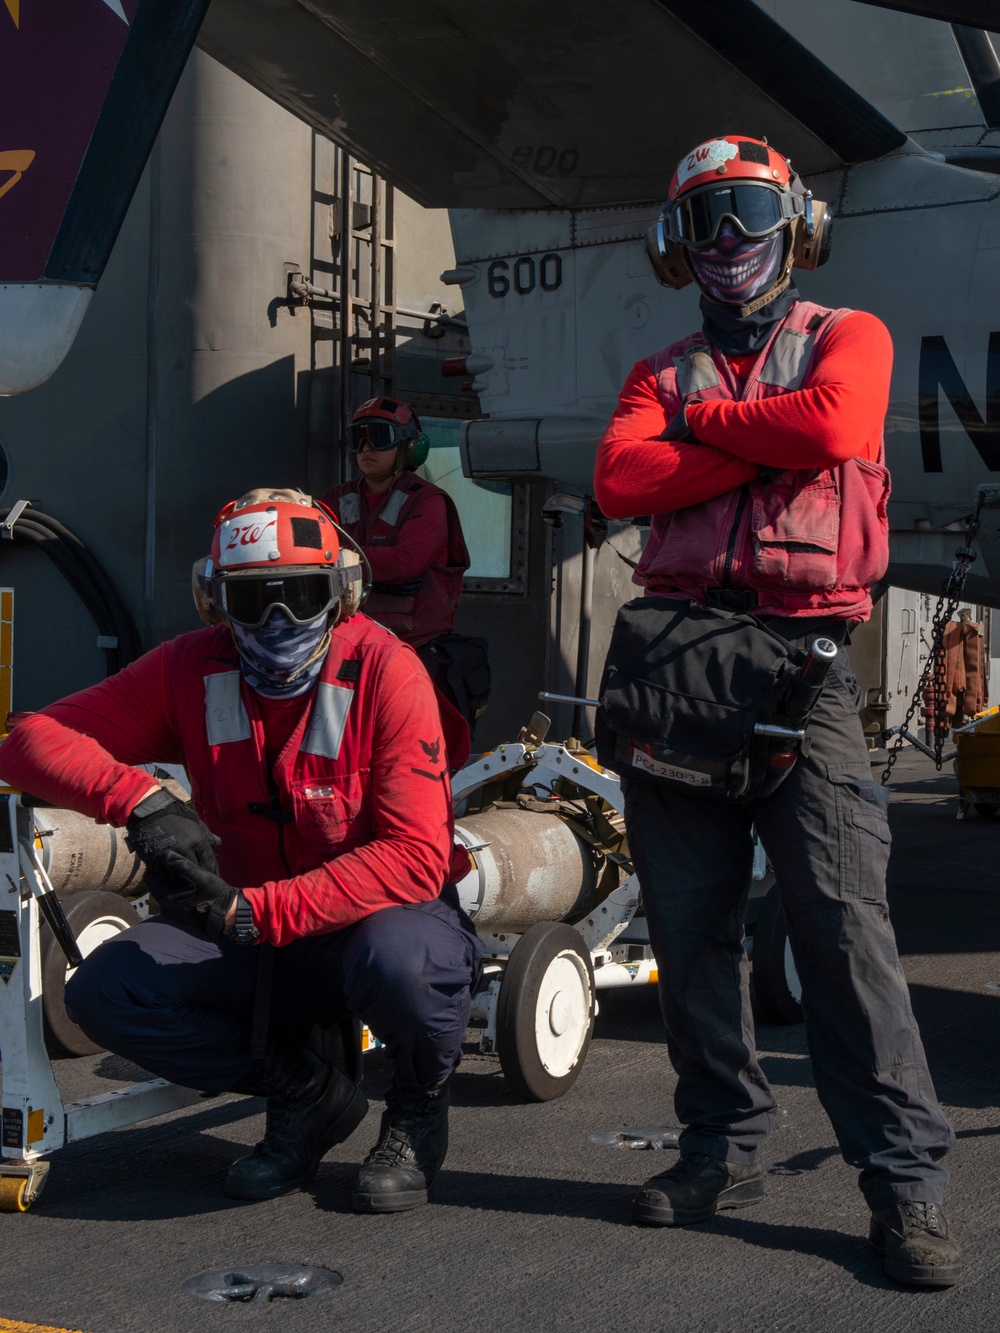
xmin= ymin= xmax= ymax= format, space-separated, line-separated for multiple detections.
xmin=454 ymin=741 xmax=659 ymax=1055
xmin=0 ymin=795 xmax=204 ymax=1209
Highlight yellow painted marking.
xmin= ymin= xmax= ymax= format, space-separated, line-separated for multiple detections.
xmin=26 ymin=1108 xmax=44 ymax=1145
xmin=1 ymin=0 xmax=18 ymax=28
xmin=0 ymin=151 xmax=34 ymax=203
xmin=0 ymin=1321 xmax=89 ymax=1333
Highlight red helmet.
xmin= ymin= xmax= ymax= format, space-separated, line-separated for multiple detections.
xmin=202 ymin=492 xmax=357 ymax=629
xmin=210 ymin=494 xmax=339 ymax=573
xmin=668 ymin=135 xmax=793 ymax=206
xmin=646 ymin=135 xmax=830 ymax=301
xmin=348 ymin=397 xmax=429 ymax=467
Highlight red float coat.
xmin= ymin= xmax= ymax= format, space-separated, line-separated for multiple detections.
xmin=322 ymin=473 xmax=470 ymax=648
xmin=0 ymin=615 xmax=469 ymax=948
xmin=595 ymin=301 xmax=893 ymax=621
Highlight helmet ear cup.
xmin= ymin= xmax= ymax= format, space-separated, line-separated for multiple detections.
xmin=407 ymin=433 xmax=430 ymax=468
xmin=192 ymin=557 xmax=223 ymax=626
xmin=644 ymin=224 xmax=693 ymax=290
xmin=792 ymin=200 xmax=831 ymax=270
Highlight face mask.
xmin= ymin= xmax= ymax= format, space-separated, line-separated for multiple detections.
xmin=687 ymin=222 xmax=785 ymax=307
xmin=230 ymin=608 xmax=330 ymax=699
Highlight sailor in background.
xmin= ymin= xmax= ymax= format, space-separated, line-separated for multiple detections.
xmin=323 ymin=398 xmax=490 ymax=739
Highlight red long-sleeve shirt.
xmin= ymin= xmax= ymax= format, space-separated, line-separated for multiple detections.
xmin=595 ymin=310 xmax=892 ymax=519
xmin=0 ymin=619 xmax=468 ymax=946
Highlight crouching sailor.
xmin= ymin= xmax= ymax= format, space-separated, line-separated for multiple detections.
xmin=0 ymin=490 xmax=482 ymax=1212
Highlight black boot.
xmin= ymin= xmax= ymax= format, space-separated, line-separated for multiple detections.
xmin=225 ymin=1048 xmax=368 ymax=1201
xmin=869 ymin=1201 xmax=962 ymax=1287
xmin=351 ymin=1074 xmax=450 ymax=1213
xmin=632 ymin=1152 xmax=765 ymax=1226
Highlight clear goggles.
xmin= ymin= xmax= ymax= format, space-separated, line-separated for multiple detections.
xmin=214 ymin=570 xmax=343 ymax=629
xmin=664 ymin=182 xmax=804 ymax=248
xmin=347 ymin=420 xmax=414 ymax=453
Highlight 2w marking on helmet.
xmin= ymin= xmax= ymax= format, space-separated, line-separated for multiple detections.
xmin=676 ymin=139 xmax=738 ymax=190
xmin=225 ymin=520 xmax=277 ymax=550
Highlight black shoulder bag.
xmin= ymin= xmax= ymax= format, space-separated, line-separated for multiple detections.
xmin=594 ymin=598 xmax=836 ymax=803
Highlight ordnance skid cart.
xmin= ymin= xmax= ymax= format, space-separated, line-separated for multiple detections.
xmin=0 ymin=734 xmax=789 ymax=1209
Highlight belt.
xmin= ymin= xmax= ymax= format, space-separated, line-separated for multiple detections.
xmin=759 ymin=615 xmax=854 ymax=646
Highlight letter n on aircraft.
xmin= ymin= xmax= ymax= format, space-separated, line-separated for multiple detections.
xmin=919 ymin=333 xmax=1000 ymax=473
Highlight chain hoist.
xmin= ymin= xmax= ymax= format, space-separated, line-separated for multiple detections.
xmin=881 ymin=498 xmax=983 ymax=784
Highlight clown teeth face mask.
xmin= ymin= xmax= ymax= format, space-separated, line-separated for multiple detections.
xmin=687 ymin=221 xmax=784 ymax=306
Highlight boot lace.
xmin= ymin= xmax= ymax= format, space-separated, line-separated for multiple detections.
xmin=898 ymin=1201 xmax=946 ymax=1237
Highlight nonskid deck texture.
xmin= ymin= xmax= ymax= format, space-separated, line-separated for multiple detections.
xmin=1 ymin=749 xmax=998 ymax=1333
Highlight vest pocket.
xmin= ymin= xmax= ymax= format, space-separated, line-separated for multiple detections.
xmin=751 ymin=472 xmax=840 ymax=591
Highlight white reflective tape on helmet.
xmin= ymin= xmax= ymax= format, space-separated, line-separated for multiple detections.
xmin=675 ymin=139 xmax=738 ymax=192
xmin=216 ymin=512 xmax=280 ymax=567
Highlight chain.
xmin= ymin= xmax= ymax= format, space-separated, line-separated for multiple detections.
xmin=880 ymin=498 xmax=983 ymax=784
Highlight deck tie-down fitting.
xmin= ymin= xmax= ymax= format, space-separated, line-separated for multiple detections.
xmin=182 ymin=1264 xmax=343 ymax=1303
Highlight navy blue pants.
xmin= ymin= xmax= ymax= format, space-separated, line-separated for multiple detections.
xmin=66 ymin=894 xmax=483 ymax=1095
xmin=623 ymin=633 xmax=954 ymax=1211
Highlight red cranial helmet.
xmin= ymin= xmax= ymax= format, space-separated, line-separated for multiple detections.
xmin=348 ymin=397 xmax=430 ymax=468
xmin=210 ymin=493 xmax=339 ymax=573
xmin=646 ymin=135 xmax=831 ymax=314
xmin=667 ymin=135 xmax=793 ymax=206
xmin=199 ymin=491 xmax=359 ymax=629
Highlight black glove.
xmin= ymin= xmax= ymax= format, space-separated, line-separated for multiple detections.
xmin=662 ymin=407 xmax=697 ymax=443
xmin=143 ymin=849 xmax=237 ymax=940
xmin=126 ymin=788 xmax=221 ymax=874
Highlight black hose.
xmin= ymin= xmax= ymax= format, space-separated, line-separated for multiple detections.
xmin=0 ymin=506 xmax=143 ymax=675
xmin=25 ymin=511 xmax=143 ymax=663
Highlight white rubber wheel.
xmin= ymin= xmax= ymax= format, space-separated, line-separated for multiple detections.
xmin=750 ymin=881 xmax=803 ymax=1025
xmin=496 ymin=921 xmax=596 ymax=1101
xmin=41 ymin=891 xmax=140 ymax=1058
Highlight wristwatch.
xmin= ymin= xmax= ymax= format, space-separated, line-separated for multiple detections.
xmin=228 ymin=892 xmax=261 ymax=944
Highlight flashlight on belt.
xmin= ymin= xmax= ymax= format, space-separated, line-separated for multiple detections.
xmin=761 ymin=637 xmax=840 ymax=770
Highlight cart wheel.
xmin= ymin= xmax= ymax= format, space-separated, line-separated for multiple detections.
xmin=40 ymin=891 xmax=140 ymax=1058
xmin=0 ymin=1162 xmax=50 ymax=1212
xmin=0 ymin=1177 xmax=30 ymax=1212
xmin=496 ymin=922 xmax=596 ymax=1102
xmin=751 ymin=881 xmax=803 ymax=1025
xmin=974 ymin=802 xmax=999 ymax=820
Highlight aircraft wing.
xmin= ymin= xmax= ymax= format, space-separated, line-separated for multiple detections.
xmin=0 ymin=0 xmax=209 ymax=394
xmin=0 ymin=0 xmax=927 ymax=395
xmin=197 ymin=0 xmax=910 ymax=211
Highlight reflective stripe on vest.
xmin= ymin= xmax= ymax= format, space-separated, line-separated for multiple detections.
xmin=205 ymin=671 xmax=251 ymax=746
xmin=674 ymin=346 xmax=721 ymax=397
xmin=203 ymin=672 xmax=352 ymax=757
xmin=380 ymin=489 xmax=408 ymax=527
xmin=301 ymin=681 xmax=354 ymax=758
xmin=756 ymin=325 xmax=820 ymax=391
xmin=338 ymin=492 xmax=361 ymax=525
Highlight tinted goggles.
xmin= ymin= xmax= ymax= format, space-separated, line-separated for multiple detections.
xmin=666 ymin=183 xmax=802 ymax=248
xmin=347 ymin=420 xmax=413 ymax=453
xmin=216 ymin=571 xmax=341 ymax=628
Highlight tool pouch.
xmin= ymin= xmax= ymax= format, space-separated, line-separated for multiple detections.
xmin=595 ymin=598 xmax=820 ymax=803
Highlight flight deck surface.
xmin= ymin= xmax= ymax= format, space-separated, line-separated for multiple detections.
xmin=0 ymin=749 xmax=997 ymax=1333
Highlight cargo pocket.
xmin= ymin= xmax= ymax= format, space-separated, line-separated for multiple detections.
xmin=829 ymin=766 xmax=891 ymax=901
xmin=751 ymin=472 xmax=839 ymax=591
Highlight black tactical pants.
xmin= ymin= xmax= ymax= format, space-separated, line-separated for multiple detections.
xmin=623 ymin=635 xmax=954 ymax=1210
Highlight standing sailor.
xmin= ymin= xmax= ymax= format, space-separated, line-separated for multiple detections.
xmin=595 ymin=135 xmax=960 ymax=1288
